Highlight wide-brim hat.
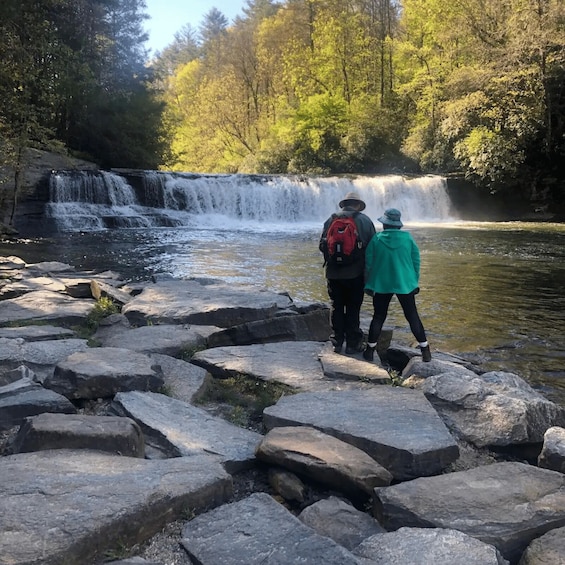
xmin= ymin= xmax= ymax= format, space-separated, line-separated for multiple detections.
xmin=378 ymin=208 xmax=403 ymax=227
xmin=339 ymin=192 xmax=366 ymax=211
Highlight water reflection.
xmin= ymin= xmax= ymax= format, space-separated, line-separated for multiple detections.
xmin=1 ymin=221 xmax=564 ymax=405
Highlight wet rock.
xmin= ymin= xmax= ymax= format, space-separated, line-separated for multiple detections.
xmin=45 ymin=347 xmax=165 ymax=399
xmin=11 ymin=413 xmax=145 ymax=457
xmin=422 ymin=371 xmax=565 ymax=447
xmin=0 ymin=450 xmax=232 ymax=565
xmin=256 ymin=426 xmax=392 ymax=499
xmin=181 ymin=492 xmax=368 ymax=565
xmin=298 ymin=496 xmax=385 ymax=551
xmin=263 ymin=388 xmax=459 ymax=480
xmin=373 ymin=462 xmax=565 ymax=563
xmin=111 ymin=391 xmax=262 ymax=472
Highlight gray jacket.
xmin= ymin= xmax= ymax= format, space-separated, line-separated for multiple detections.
xmin=319 ymin=207 xmax=376 ymax=280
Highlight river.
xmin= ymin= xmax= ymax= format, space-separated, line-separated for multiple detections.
xmin=2 ymin=172 xmax=564 ymax=406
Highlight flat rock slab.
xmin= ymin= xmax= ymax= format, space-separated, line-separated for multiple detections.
xmin=373 ymin=461 xmax=565 ymax=563
xmin=206 ymin=308 xmax=331 ymax=347
xmin=11 ymin=413 xmax=145 ymax=457
xmin=94 ymin=323 xmax=219 ymax=356
xmin=181 ymin=492 xmax=368 ymax=564
xmin=192 ymin=342 xmax=376 ymax=392
xmin=0 ymin=379 xmax=76 ymax=430
xmin=0 ymin=450 xmax=233 ymax=565
xmin=149 ymin=353 xmax=208 ymax=403
xmin=355 ymin=527 xmax=508 ymax=564
xmin=121 ymin=279 xmax=293 ymax=327
xmin=256 ymin=426 xmax=392 ymax=499
xmin=0 ymin=337 xmax=90 ymax=378
xmin=319 ymin=344 xmax=391 ymax=384
xmin=263 ymin=388 xmax=459 ymax=480
xmin=0 ymin=324 xmax=75 ymax=341
xmin=111 ymin=390 xmax=262 ymax=472
xmin=45 ymin=347 xmax=165 ymax=399
xmin=0 ymin=290 xmax=94 ymax=325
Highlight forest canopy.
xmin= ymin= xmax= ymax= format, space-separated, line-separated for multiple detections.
xmin=1 ymin=0 xmax=564 ymax=211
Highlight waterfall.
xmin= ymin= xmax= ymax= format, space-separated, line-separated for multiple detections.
xmin=46 ymin=170 xmax=456 ymax=232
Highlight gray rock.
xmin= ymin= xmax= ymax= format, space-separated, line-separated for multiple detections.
xmin=206 ymin=308 xmax=331 ymax=347
xmin=256 ymin=426 xmax=392 ymax=498
xmin=11 ymin=413 xmax=145 ymax=457
xmin=319 ymin=343 xmax=391 ymax=384
xmin=45 ymin=347 xmax=165 ymax=399
xmin=0 ymin=337 xmax=90 ymax=380
xmin=422 ymin=371 xmax=565 ymax=447
xmin=121 ymin=279 xmax=292 ymax=327
xmin=181 ymin=492 xmax=368 ymax=564
xmin=0 ymin=450 xmax=232 ymax=565
xmin=94 ymin=323 xmax=218 ymax=357
xmin=298 ymin=496 xmax=385 ymax=550
xmin=192 ymin=341 xmax=376 ymax=392
xmin=149 ymin=353 xmax=209 ymax=403
xmin=0 ymin=325 xmax=76 ymax=341
xmin=111 ymin=391 xmax=262 ymax=472
xmin=263 ymin=388 xmax=459 ymax=480
xmin=538 ymin=426 xmax=565 ymax=473
xmin=354 ymin=527 xmax=508 ymax=564
xmin=90 ymin=278 xmax=133 ymax=305
xmin=0 ymin=379 xmax=76 ymax=430
xmin=373 ymin=461 xmax=565 ymax=563
xmin=518 ymin=525 xmax=565 ymax=564
xmin=0 ymin=290 xmax=94 ymax=325
xmin=268 ymin=468 xmax=306 ymax=502
xmin=402 ymin=355 xmax=478 ymax=379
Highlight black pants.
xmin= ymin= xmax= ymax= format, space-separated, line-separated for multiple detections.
xmin=368 ymin=292 xmax=427 ymax=344
xmin=327 ymin=275 xmax=365 ymax=347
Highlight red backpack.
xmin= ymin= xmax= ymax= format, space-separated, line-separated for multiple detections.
xmin=322 ymin=214 xmax=363 ymax=266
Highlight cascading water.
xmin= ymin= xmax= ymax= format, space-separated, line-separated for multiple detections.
xmin=46 ymin=171 xmax=456 ymax=232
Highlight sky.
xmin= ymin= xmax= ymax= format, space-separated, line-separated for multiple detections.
xmin=144 ymin=0 xmax=247 ymax=55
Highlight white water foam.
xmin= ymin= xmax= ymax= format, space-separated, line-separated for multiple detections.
xmin=47 ymin=171 xmax=457 ymax=232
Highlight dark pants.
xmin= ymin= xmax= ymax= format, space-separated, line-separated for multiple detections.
xmin=327 ymin=275 xmax=365 ymax=347
xmin=368 ymin=292 xmax=427 ymax=344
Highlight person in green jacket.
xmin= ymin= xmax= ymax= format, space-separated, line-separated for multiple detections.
xmin=363 ymin=208 xmax=431 ymax=363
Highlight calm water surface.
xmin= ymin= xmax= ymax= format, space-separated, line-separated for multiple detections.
xmin=3 ymin=221 xmax=564 ymax=405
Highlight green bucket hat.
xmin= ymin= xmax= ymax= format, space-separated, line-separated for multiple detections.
xmin=378 ymin=208 xmax=403 ymax=227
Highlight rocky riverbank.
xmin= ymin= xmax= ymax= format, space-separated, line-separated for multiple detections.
xmin=1 ymin=255 xmax=564 ymax=565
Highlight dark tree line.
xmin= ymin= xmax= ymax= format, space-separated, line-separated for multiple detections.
xmin=0 ymin=0 xmax=165 ymax=173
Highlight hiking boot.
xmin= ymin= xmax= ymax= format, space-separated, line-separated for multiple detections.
xmin=362 ymin=346 xmax=375 ymax=362
xmin=333 ymin=342 xmax=343 ymax=353
xmin=420 ymin=345 xmax=432 ymax=362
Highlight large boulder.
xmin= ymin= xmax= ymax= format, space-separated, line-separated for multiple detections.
xmin=421 ymin=371 xmax=565 ymax=447
xmin=0 ymin=450 xmax=232 ymax=565
xmin=263 ymin=388 xmax=459 ymax=480
xmin=373 ymin=461 xmax=565 ymax=563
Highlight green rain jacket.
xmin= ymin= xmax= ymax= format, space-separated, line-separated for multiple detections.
xmin=364 ymin=229 xmax=420 ymax=295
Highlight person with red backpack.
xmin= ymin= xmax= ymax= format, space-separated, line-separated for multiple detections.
xmin=319 ymin=192 xmax=376 ymax=354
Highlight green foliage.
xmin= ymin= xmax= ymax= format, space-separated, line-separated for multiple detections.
xmin=85 ymin=297 xmax=120 ymax=332
xmin=195 ymin=374 xmax=295 ymax=430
